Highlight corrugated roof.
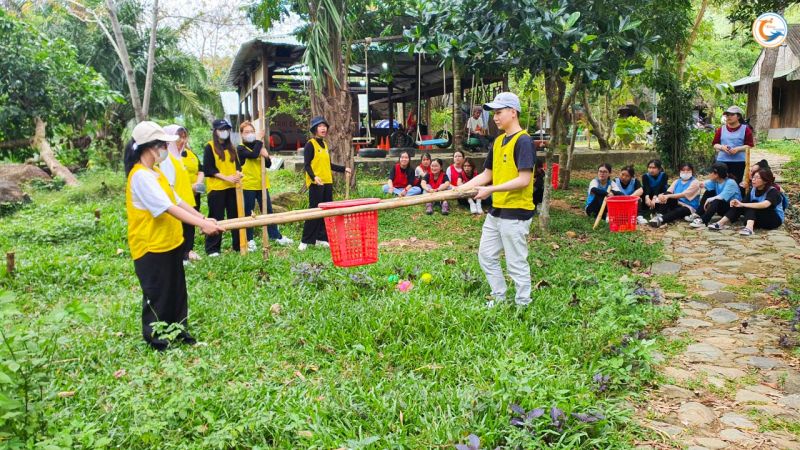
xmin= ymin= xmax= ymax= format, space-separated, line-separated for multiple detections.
xmin=226 ymin=35 xmax=306 ymax=86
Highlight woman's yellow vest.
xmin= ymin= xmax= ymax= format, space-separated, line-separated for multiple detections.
xmin=182 ymin=147 xmax=200 ymax=179
xmin=126 ymin=164 xmax=184 ymax=260
xmin=166 ymin=152 xmax=196 ymax=207
xmin=240 ymin=143 xmax=271 ymax=191
xmin=205 ymin=141 xmax=238 ymax=193
xmin=305 ymin=138 xmax=333 ymax=187
xmin=491 ymin=131 xmax=534 ymax=210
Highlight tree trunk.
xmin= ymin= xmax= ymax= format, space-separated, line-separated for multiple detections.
xmin=755 ymin=46 xmax=779 ymax=140
xmin=581 ymin=90 xmax=611 ymax=150
xmin=560 ymin=106 xmax=579 ymax=189
xmin=33 ymin=117 xmax=79 ymax=186
xmin=106 ymin=0 xmax=145 ymax=123
xmin=540 ymin=74 xmax=566 ymax=232
xmin=0 ymin=138 xmax=33 ymax=149
xmin=452 ymin=60 xmax=463 ymax=150
xmin=677 ymin=0 xmax=708 ymax=80
xmin=141 ymin=0 xmax=159 ymax=118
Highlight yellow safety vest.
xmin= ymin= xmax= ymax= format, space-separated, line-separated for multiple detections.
xmin=205 ymin=140 xmax=238 ymax=193
xmin=305 ymin=138 xmax=333 ymax=187
xmin=126 ymin=164 xmax=184 ymax=260
xmin=166 ymin=152 xmax=195 ymax=207
xmin=240 ymin=143 xmax=271 ymax=191
xmin=182 ymin=147 xmax=200 ymax=179
xmin=491 ymin=131 xmax=534 ymax=210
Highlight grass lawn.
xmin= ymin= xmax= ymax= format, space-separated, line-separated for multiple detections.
xmin=0 ymin=169 xmax=677 ymax=449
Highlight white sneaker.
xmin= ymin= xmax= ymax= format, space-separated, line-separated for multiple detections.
xmin=298 ymin=243 xmax=308 ymax=251
xmin=468 ymin=201 xmax=477 ymax=214
xmin=208 ymin=252 xmax=220 ymax=257
xmin=685 ymin=213 xmax=700 ymax=222
xmin=247 ymin=240 xmax=257 ymax=252
xmin=275 ymin=237 xmax=294 ymax=246
xmin=475 ymin=200 xmax=483 ymax=214
xmin=689 ymin=218 xmax=705 ymax=228
xmin=315 ymin=240 xmax=330 ymax=248
xmin=637 ymin=216 xmax=648 ymax=225
xmin=182 ymin=260 xmax=189 ymax=266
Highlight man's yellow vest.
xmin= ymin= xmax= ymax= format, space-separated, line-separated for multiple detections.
xmin=305 ymin=138 xmax=333 ymax=187
xmin=491 ymin=131 xmax=534 ymax=210
xmin=126 ymin=164 xmax=183 ymax=260
xmin=241 ymin=144 xmax=271 ymax=191
xmin=205 ymin=141 xmax=238 ymax=193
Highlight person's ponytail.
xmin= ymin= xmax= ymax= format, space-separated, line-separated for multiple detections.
xmin=124 ymin=138 xmax=140 ymax=177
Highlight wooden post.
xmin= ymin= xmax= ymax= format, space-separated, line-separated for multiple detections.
xmin=94 ymin=209 xmax=101 ymax=225
xmin=744 ymin=147 xmax=752 ymax=190
xmin=261 ymin=49 xmax=271 ymax=260
xmin=345 ymin=171 xmax=351 ymax=200
xmin=235 ymin=183 xmax=247 ymax=255
xmin=6 ymin=252 xmax=14 ymax=276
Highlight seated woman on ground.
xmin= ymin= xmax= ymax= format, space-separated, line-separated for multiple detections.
xmin=421 ymin=158 xmax=451 ymax=215
xmin=415 ymin=152 xmax=432 ymax=179
xmin=689 ymin=162 xmax=742 ymax=228
xmin=383 ymin=151 xmax=422 ymax=197
xmin=585 ymin=163 xmax=613 ymax=218
xmin=708 ymin=168 xmax=785 ymax=236
xmin=641 ymin=159 xmax=669 ymax=223
xmin=650 ymin=162 xmax=701 ymax=227
xmin=463 ymin=158 xmax=483 ymax=215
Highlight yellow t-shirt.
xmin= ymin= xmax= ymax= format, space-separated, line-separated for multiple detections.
xmin=491 ymin=131 xmax=534 ymax=210
xmin=240 ymin=143 xmax=271 ymax=191
xmin=205 ymin=141 xmax=239 ymax=193
xmin=304 ymin=138 xmax=333 ymax=187
xmin=126 ymin=164 xmax=184 ymax=260
xmin=167 ymin=152 xmax=196 ymax=207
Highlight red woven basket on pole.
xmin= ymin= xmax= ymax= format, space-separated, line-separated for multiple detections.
xmin=319 ymin=198 xmax=381 ymax=267
xmin=606 ymin=195 xmax=639 ymax=232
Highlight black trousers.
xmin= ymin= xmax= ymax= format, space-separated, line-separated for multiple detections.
xmin=180 ymin=194 xmax=201 ymax=259
xmin=724 ymin=161 xmax=746 ymax=183
xmin=585 ymin=195 xmax=607 ymax=218
xmin=661 ymin=198 xmax=691 ymax=224
xmin=133 ymin=246 xmax=188 ymax=346
xmin=302 ymin=183 xmax=333 ymax=244
xmin=639 ymin=197 xmax=665 ymax=218
xmin=206 ymin=188 xmax=240 ymax=254
xmin=698 ymin=191 xmax=730 ymax=224
xmin=724 ymin=207 xmax=783 ymax=229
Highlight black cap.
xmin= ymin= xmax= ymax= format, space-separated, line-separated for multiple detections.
xmin=212 ymin=119 xmax=232 ymax=130
xmin=309 ymin=116 xmax=329 ymax=133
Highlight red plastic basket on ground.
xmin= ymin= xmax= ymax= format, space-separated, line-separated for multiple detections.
xmin=606 ymin=195 xmax=639 ymax=232
xmin=319 ymin=198 xmax=381 ymax=267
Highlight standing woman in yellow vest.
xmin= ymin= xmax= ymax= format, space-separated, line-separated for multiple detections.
xmin=458 ymin=93 xmax=536 ymax=308
xmin=237 ymin=120 xmax=294 ymax=248
xmin=299 ymin=116 xmax=352 ymax=251
xmin=162 ymin=125 xmax=204 ymax=263
xmin=203 ymin=119 xmax=243 ymax=256
xmin=124 ymin=121 xmax=223 ymax=351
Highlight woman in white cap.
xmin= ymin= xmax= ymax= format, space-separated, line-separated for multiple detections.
xmin=203 ymin=119 xmax=243 ymax=256
xmin=458 ymin=92 xmax=536 ymax=308
xmin=712 ymin=105 xmax=754 ymax=183
xmin=124 ymin=121 xmax=224 ymax=351
xmin=299 ymin=116 xmax=352 ymax=251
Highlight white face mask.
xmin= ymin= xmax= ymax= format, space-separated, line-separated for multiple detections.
xmin=217 ymin=130 xmax=230 ymax=140
xmin=243 ymin=133 xmax=256 ymax=143
xmin=154 ymin=148 xmax=168 ymax=164
xmin=679 ymin=172 xmax=692 ymax=181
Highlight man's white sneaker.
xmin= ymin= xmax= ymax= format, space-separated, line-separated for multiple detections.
xmin=298 ymin=243 xmax=308 ymax=251
xmin=275 ymin=237 xmax=294 ymax=246
xmin=685 ymin=213 xmax=700 ymax=222
xmin=208 ymin=252 xmax=220 ymax=257
xmin=247 ymin=240 xmax=257 ymax=252
xmin=315 ymin=240 xmax=330 ymax=248
xmin=689 ymin=218 xmax=705 ymax=228
xmin=637 ymin=216 xmax=648 ymax=225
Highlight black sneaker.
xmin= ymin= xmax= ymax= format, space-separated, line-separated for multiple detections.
xmin=179 ymin=333 xmax=197 ymax=346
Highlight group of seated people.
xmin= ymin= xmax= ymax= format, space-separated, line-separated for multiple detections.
xmin=585 ymin=159 xmax=787 ymax=235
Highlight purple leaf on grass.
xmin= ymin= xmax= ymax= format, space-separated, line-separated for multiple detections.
xmin=572 ymin=411 xmax=606 ymax=423
xmin=510 ymin=403 xmax=526 ymax=415
xmin=550 ymin=406 xmax=565 ymax=430
xmin=527 ymin=408 xmax=545 ymax=420
xmin=468 ymin=434 xmax=480 ymax=449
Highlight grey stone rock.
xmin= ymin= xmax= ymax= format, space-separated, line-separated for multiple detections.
xmin=687 ymin=301 xmax=711 ymax=310
xmin=693 ymin=437 xmax=728 ymax=449
xmin=678 ymin=402 xmax=716 ymax=426
xmin=735 ymin=389 xmax=773 ymax=404
xmin=701 ymin=336 xmax=738 ymax=349
xmin=700 ymin=280 xmax=727 ymax=291
xmin=735 ymin=347 xmax=759 ymax=355
xmin=652 ymin=261 xmax=682 ymax=275
xmin=746 ymin=404 xmax=799 ymax=420
xmin=658 ymin=384 xmax=694 ymax=401
xmin=696 ymin=364 xmax=746 ymax=379
xmin=647 ymin=420 xmax=685 ymax=437
xmin=706 ymin=308 xmax=738 ymax=324
xmin=685 ymin=343 xmax=723 ymax=362
xmin=705 ymin=291 xmax=737 ymax=302
xmin=778 ymin=394 xmax=800 ymax=411
xmin=723 ymin=302 xmax=754 ymax=312
xmin=664 ymin=366 xmax=694 ymax=382
xmin=719 ymin=428 xmax=752 ymax=443
xmin=741 ymin=356 xmax=784 ymax=370
xmin=677 ymin=318 xmax=713 ymax=328
xmin=719 ymin=412 xmax=756 ymax=430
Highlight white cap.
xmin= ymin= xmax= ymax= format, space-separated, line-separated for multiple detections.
xmin=132 ymin=121 xmax=178 ymax=145
xmin=483 ymin=92 xmax=522 ymax=112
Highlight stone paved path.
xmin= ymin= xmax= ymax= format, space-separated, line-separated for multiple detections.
xmin=637 ymin=154 xmax=800 ymax=449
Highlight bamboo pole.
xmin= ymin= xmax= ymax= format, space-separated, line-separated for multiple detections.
xmin=261 ymin=154 xmax=270 ymax=259
xmin=6 ymin=252 xmax=14 ymax=276
xmin=744 ymin=147 xmax=752 ymax=190
xmin=235 ymin=183 xmax=247 ymax=254
xmin=219 ymin=189 xmax=478 ymax=231
xmin=592 ymin=186 xmax=612 ymax=230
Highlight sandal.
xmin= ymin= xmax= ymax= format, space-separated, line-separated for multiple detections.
xmin=738 ymin=227 xmax=754 ymax=236
xmin=707 ymin=223 xmax=723 ymax=231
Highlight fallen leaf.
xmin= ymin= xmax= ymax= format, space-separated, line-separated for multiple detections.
xmin=270 ymin=303 xmax=282 ymax=316
xmin=113 ymin=369 xmax=126 ymax=379
xmin=565 ymin=231 xmax=577 ymax=238
xmin=534 ymin=280 xmax=550 ymax=290
xmin=57 ymin=391 xmax=75 ymax=398
xmin=197 ymin=424 xmax=208 ymax=434
xmin=115 ymin=248 xmax=124 ymax=255
xmin=444 ymin=258 xmax=456 ymax=265
xmin=297 ymin=430 xmax=313 ymax=438
xmin=761 ymin=381 xmax=780 ymax=390
xmin=551 ymin=243 xmax=560 ymax=250
xmin=294 ymin=370 xmax=306 ymax=381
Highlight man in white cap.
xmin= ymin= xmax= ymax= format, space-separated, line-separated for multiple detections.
xmin=712 ymin=105 xmax=753 ymax=183
xmin=459 ymin=92 xmax=536 ymax=307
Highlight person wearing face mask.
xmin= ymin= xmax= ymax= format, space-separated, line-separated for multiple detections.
xmin=689 ymin=162 xmax=742 ymax=228
xmin=649 ymin=162 xmax=701 ymax=227
xmin=300 ymin=116 xmax=353 ymax=251
xmin=708 ymin=168 xmax=785 ymax=235
xmin=161 ymin=125 xmax=203 ymax=264
xmin=585 ymin=163 xmax=613 ymax=218
xmin=203 ymin=119 xmax=244 ymax=256
xmin=237 ymin=121 xmax=293 ymax=249
xmin=123 ymin=121 xmax=224 ymax=351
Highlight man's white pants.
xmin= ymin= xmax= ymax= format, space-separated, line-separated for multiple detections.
xmin=478 ymin=214 xmax=532 ymax=305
